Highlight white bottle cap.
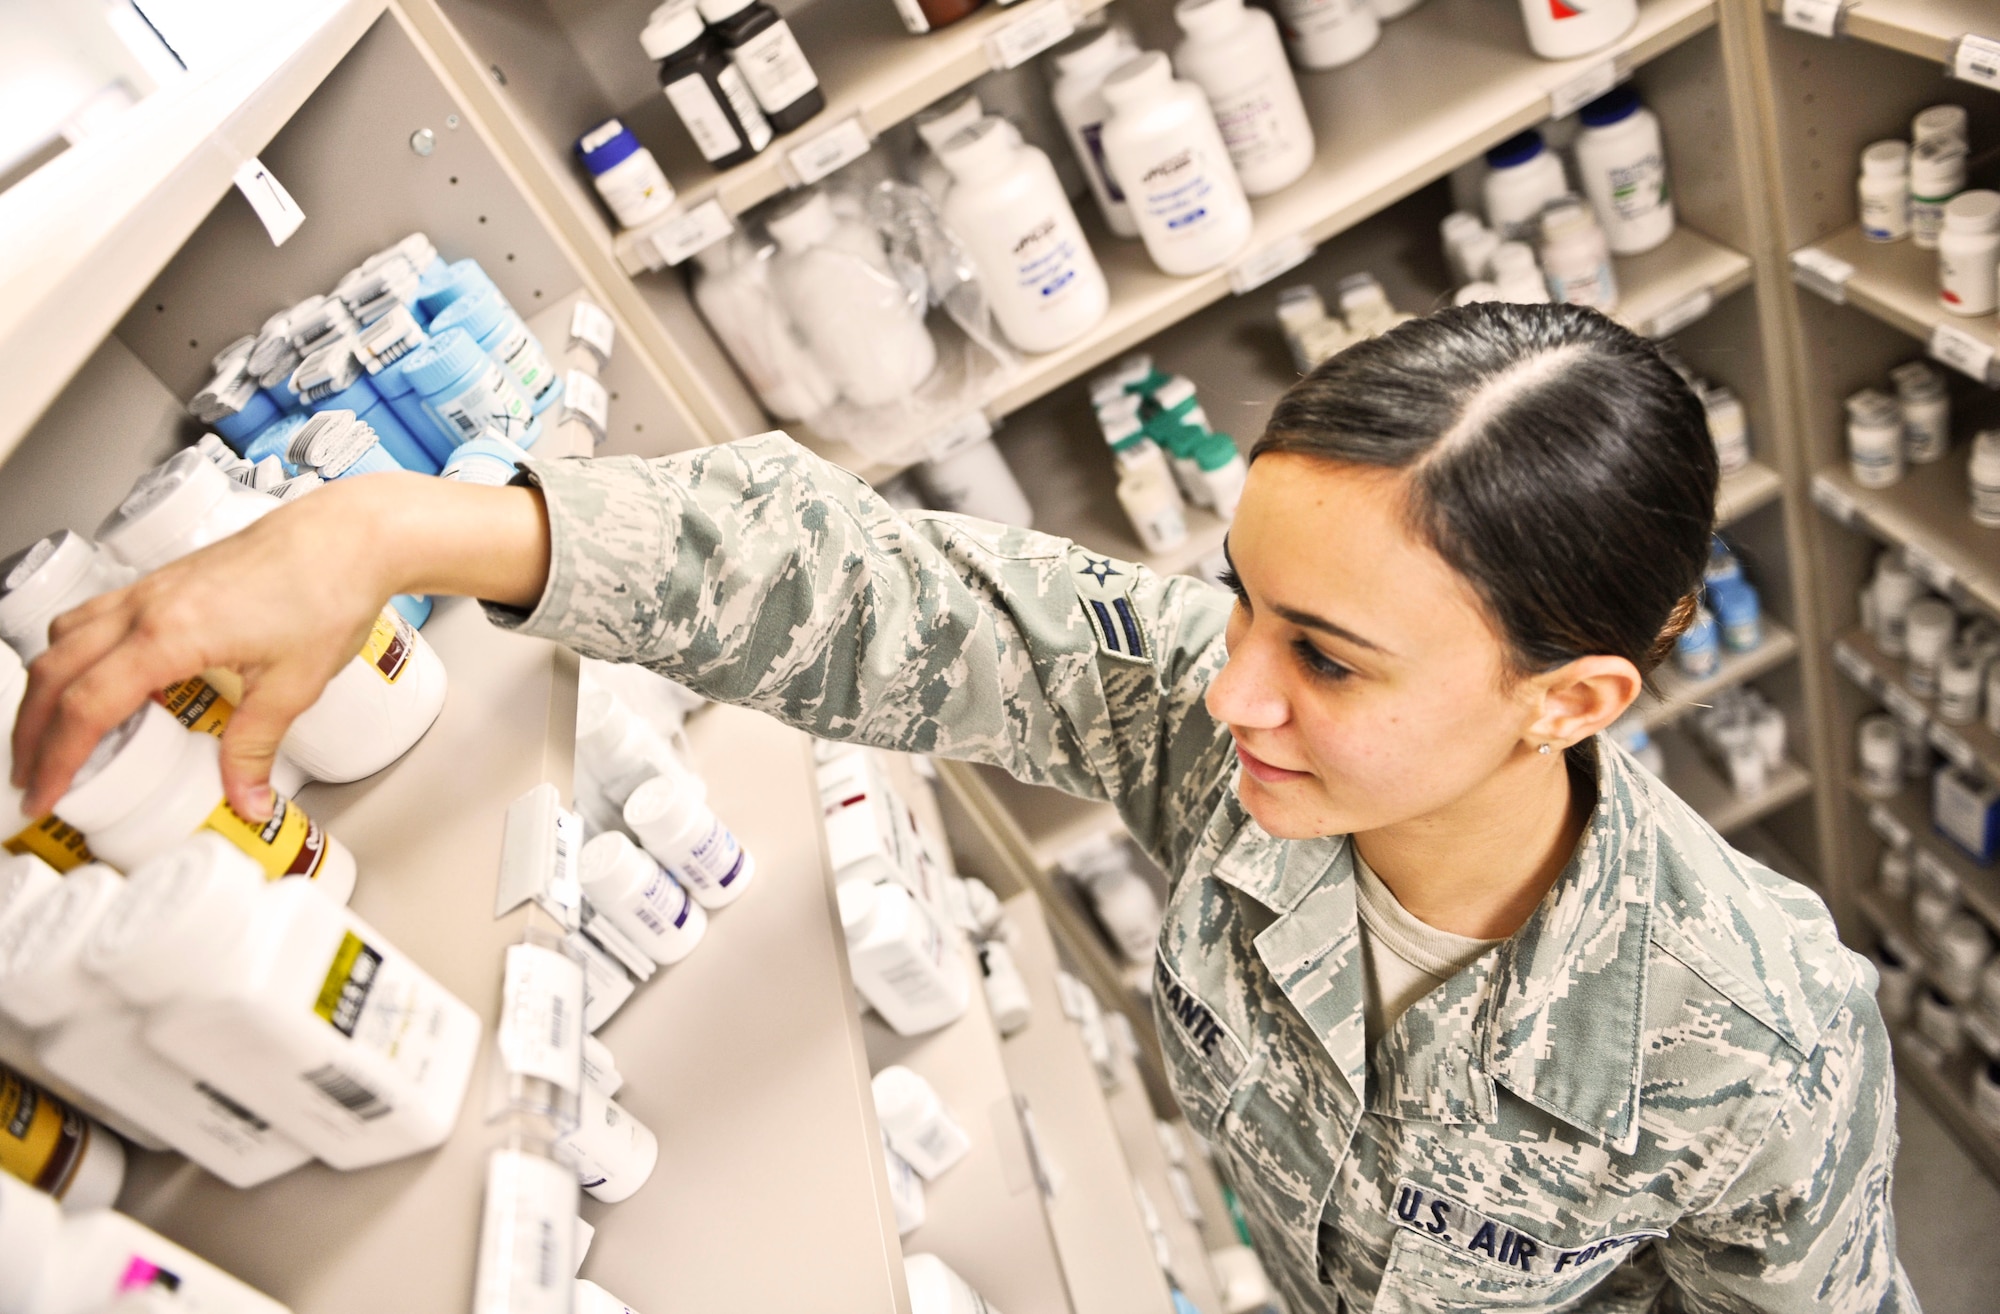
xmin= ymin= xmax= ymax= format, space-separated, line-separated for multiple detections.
xmin=0 ymin=862 xmax=126 ymax=1026
xmin=1860 ymin=139 xmax=1909 ymax=177
xmin=1051 ymin=23 xmax=1135 ymax=80
xmin=0 ymin=1171 xmax=61 ymax=1311
xmin=97 ymin=449 xmax=238 ymax=572
xmin=1944 ymin=190 xmax=2000 ymax=235
xmin=696 ymin=0 xmax=754 ymax=22
xmin=837 ymin=879 xmax=878 ymax=944
xmin=621 ymin=768 xmax=705 ymax=851
xmin=937 ymin=117 xmax=1022 ymax=180
xmin=1914 ymin=104 xmax=1969 ymax=148
xmin=1100 ymin=51 xmax=1176 ymax=110
xmin=577 ymin=830 xmax=658 ymax=907
xmin=1540 ymin=197 xmax=1597 ymax=239
xmin=86 ymin=832 xmax=266 ymax=1006
xmin=53 ymin=701 xmax=182 ymax=834
xmin=1489 ymin=241 xmax=1538 ymax=277
xmin=766 ymin=190 xmax=839 ymax=254
xmin=871 ymin=1064 xmax=939 ymax=1131
xmin=1174 ymin=0 xmax=1245 ymax=37
xmin=914 ymin=92 xmax=984 ymax=153
xmin=640 ymin=2 xmax=705 ymax=59
xmin=0 ymin=853 xmax=59 ymax=943
xmin=0 ymin=531 xmax=134 ymax=661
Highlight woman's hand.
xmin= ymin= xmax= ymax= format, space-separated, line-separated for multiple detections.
xmin=11 ymin=470 xmax=551 ymax=821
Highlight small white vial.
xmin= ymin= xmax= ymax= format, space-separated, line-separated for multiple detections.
xmin=1858 ymin=140 xmax=1910 ymax=243
xmin=1936 ymin=914 xmax=1992 ymax=1001
xmin=1540 ymin=199 xmax=1619 ymax=311
xmin=1270 ymin=0 xmax=1379 ymax=69
xmin=1702 ymin=386 xmax=1751 ymax=474
xmin=1905 ymin=598 xmax=1956 ymax=698
xmin=1172 ymin=0 xmax=1316 ymax=198
xmin=1910 ymin=137 xmax=1967 ymax=250
xmin=1938 ymin=190 xmax=2000 ymax=317
xmin=1844 ymin=388 xmax=1903 ymax=489
xmin=1971 ymin=430 xmax=2000 ymax=529
xmin=978 ymin=939 xmax=1033 ymax=1036
xmin=1939 ymin=646 xmax=1985 ymax=725
xmin=1489 ymin=241 xmax=1550 ymax=305
xmin=1873 ymin=555 xmax=1920 ymax=657
xmin=558 ymin=1084 xmax=660 ymax=1203
xmin=883 ymin=1133 xmax=926 ymax=1235
xmin=623 ymin=770 xmax=755 ymax=909
xmin=1099 ymin=53 xmax=1255 ymax=277
xmin=577 ymin=830 xmax=708 ymax=965
xmin=871 ymin=1065 xmax=971 ymax=1180
xmin=1725 ymin=741 xmax=1766 ymax=799
xmin=1857 ymin=715 xmax=1901 ymax=798
xmin=1115 ymin=441 xmax=1190 ymax=554
xmin=838 ymin=880 xmax=970 ymax=1036
xmin=1047 ymin=26 xmax=1142 ymax=238
xmin=1891 ymin=360 xmax=1951 ymax=464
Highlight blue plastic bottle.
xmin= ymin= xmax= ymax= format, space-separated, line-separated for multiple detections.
xmin=428 ymin=287 xmax=563 ymax=414
xmin=400 ymin=328 xmax=541 ymax=449
xmin=1675 ymin=606 xmax=1721 ymax=678
xmin=306 ymin=368 xmax=438 ymax=476
xmin=372 ymin=358 xmax=461 ymax=469
xmin=242 ymin=413 xmax=310 ymax=476
xmin=1710 ymin=579 xmax=1762 ymax=653
xmin=207 ymin=385 xmax=281 ymax=451
xmin=416 ymin=258 xmax=504 ymax=324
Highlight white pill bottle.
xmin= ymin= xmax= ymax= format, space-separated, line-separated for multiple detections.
xmin=1171 ymin=0 xmax=1316 ymax=199
xmin=1517 ymin=0 xmax=1635 ymax=60
xmin=1573 ymin=84 xmax=1675 ymax=254
xmin=1099 ymin=53 xmax=1255 ymax=277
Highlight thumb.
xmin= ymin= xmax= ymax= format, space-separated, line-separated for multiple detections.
xmin=217 ymin=676 xmax=321 ymax=821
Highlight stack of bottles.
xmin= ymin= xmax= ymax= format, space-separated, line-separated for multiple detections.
xmin=1273 ymin=271 xmax=1411 ymax=373
xmin=1841 ymin=358 xmax=1954 ymax=492
xmin=1056 ymin=833 xmax=1164 ymax=969
xmin=1671 ymin=539 xmax=1765 ymax=685
xmin=1091 ymin=353 xmax=1249 ymax=555
xmin=1054 ymin=967 xmax=1139 ymax=1095
xmin=633 ymin=0 xmax=822 ymax=179
xmin=1687 ymin=685 xmax=1787 ymax=801
xmin=1852 ymin=105 xmax=1995 ymax=320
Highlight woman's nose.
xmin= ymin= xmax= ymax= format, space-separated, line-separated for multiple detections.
xmin=1205 ymin=635 xmax=1288 ymax=731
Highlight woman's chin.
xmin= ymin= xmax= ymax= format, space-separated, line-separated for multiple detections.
xmin=1235 ymin=772 xmax=1346 ymax=840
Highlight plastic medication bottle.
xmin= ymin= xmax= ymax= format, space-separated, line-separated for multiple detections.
xmin=430 ymin=288 xmax=562 ymax=415
xmin=1115 ymin=441 xmax=1190 ymax=554
xmin=2 ymin=663 xmax=93 ymax=876
xmin=1270 ymin=0 xmax=1379 ymax=70
xmin=1891 ymin=360 xmax=1951 ymax=464
xmin=1857 ymin=715 xmax=1901 ymax=798
xmin=400 ymin=327 xmax=541 ymax=449
xmin=690 ymin=236 xmax=840 ymax=423
xmin=558 ymin=1085 xmax=659 ymax=1204
xmin=1481 ymin=131 xmax=1568 ymax=242
xmin=1518 ymin=0 xmax=1634 ymax=59
xmin=623 ymin=771 xmax=755 ymax=909
xmin=1049 ymin=26 xmax=1142 ymax=239
xmin=1100 ymin=54 xmax=1253 ymax=277
xmin=1171 ymin=0 xmax=1315 ymax=198
xmin=1574 ymin=86 xmax=1674 ymax=255
xmin=644 ymin=5 xmax=776 ymax=172
xmin=84 ymin=844 xmax=481 ymax=1171
xmin=766 ymin=190 xmax=937 ymax=408
xmin=0 ymin=1066 xmax=124 ymax=1209
xmin=55 ymin=702 xmax=358 ymax=903
xmin=0 ymin=1172 xmax=289 ymax=1314
xmin=977 ymin=939 xmax=1032 ymax=1036
xmin=0 ymin=862 xmax=129 ymax=1030
xmin=1938 ymin=190 xmax=2000 ymax=317
xmin=1905 ymin=598 xmax=1955 ymax=697
xmin=1539 ymin=199 xmax=1619 ymax=310
xmin=1675 ymin=606 xmax=1720 ymax=679
xmin=574 ymin=117 xmax=678 ymax=232
xmin=938 ymin=118 xmax=1109 ymax=353
xmin=697 ymin=0 xmax=823 ymax=135
xmin=577 ymin=831 xmax=708 ymax=965
xmin=1845 ymin=388 xmax=1904 ymax=489
xmin=1939 ymin=646 xmax=1984 ymax=725
xmin=913 ymin=93 xmax=986 ymax=202
xmin=904 ymin=1253 xmax=1001 ymax=1314
xmin=916 ymin=434 xmax=1037 ymax=526
xmin=0 ymin=531 xmax=134 ymax=661
xmin=96 ymin=448 xmax=271 ymax=574
xmin=839 ymin=880 xmax=970 ymax=1036
xmin=871 ymin=1065 xmax=971 ymax=1180
xmin=1489 ymin=241 xmax=1550 ymax=304
xmin=1702 ymin=386 xmax=1750 ymax=473
xmin=1971 ymin=430 xmax=2000 ymax=529
xmin=1910 ymin=137 xmax=1967 ymax=250
xmin=1193 ymin=433 xmax=1248 ymax=519
xmin=1858 ymin=140 xmax=1911 ymax=243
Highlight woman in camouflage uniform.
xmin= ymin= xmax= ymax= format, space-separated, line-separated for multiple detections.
xmin=16 ymin=303 xmax=1913 ymax=1311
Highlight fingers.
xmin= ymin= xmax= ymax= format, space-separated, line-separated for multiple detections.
xmin=19 ymin=621 xmax=201 ymax=817
xmin=217 ymin=674 xmax=325 ymax=821
xmin=13 ymin=605 xmax=141 ymax=792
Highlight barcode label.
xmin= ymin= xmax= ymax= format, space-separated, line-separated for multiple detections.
xmin=1782 ymin=0 xmax=1842 ymax=37
xmin=569 ymin=301 xmax=616 ymax=361
xmin=499 ymin=943 xmax=585 ymax=1093
xmin=987 ymin=0 xmax=1076 ymax=70
xmin=1954 ymin=34 xmax=2000 ymax=89
xmin=788 ymin=117 xmax=872 ymax=186
xmin=1930 ymin=322 xmax=1995 ymax=384
xmin=1791 ymin=247 xmax=1853 ymax=304
xmin=562 ymin=371 xmax=609 ymax=440
xmin=1229 ymin=232 xmax=1316 ymax=295
xmin=303 ymin=1063 xmax=392 ymax=1121
xmin=643 ymin=199 xmax=733 ymax=268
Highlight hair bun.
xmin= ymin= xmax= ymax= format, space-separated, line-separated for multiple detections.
xmin=1645 ymin=591 xmax=1701 ymax=672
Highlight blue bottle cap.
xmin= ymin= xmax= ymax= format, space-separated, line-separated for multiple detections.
xmin=428 ymin=286 xmax=508 ymax=344
xmin=309 ymin=372 xmax=383 ymax=418
xmin=400 ymin=328 xmax=489 ymax=397
xmin=372 ymin=356 xmax=417 ymax=399
xmin=416 ymin=258 xmax=499 ymax=321
xmin=576 ymin=119 xmax=643 ymax=176
xmin=212 ymin=388 xmax=280 ymax=447
xmin=1579 ymin=85 xmax=1641 ymax=128
xmin=1485 ymin=130 xmax=1546 ymax=169
xmin=243 ymin=413 xmax=310 ymax=475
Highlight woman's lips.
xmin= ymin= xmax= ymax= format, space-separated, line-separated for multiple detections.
xmin=1235 ymin=741 xmax=1310 ymax=785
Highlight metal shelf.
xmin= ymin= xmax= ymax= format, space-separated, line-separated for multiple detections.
xmin=1811 ymin=460 xmax=2000 ymax=622
xmin=1849 ymin=777 xmax=2000 ymax=948
xmin=1637 ymin=620 xmax=1800 ymax=731
xmin=1763 ymin=0 xmax=1994 ymax=66
xmin=1793 ymin=225 xmax=1999 ymax=384
xmin=1832 ymin=626 xmax=2000 ymax=789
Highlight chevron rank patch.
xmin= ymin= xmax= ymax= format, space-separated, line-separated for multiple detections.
xmin=1070 ymin=551 xmax=1150 ymax=663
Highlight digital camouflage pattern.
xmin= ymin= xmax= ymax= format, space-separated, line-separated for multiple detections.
xmin=492 ymin=434 xmax=1915 ymax=1313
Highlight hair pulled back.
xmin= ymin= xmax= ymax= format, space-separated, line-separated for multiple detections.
xmin=1255 ymin=301 xmax=1715 ymax=682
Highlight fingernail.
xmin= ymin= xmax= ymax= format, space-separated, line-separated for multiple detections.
xmin=244 ymin=784 xmax=274 ymax=821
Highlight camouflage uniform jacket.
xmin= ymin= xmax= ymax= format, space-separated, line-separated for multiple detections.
xmin=494 ymin=434 xmax=1914 ymax=1314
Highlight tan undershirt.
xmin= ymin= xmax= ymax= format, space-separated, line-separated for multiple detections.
xmin=1354 ymin=851 xmax=1504 ymax=1049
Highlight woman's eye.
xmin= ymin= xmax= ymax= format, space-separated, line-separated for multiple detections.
xmin=1294 ymin=639 xmax=1352 ymax=682
xmin=1217 ymin=567 xmax=1247 ymax=600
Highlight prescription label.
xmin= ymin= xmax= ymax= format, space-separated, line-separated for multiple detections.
xmin=4 ymin=815 xmax=94 ymax=872
xmin=204 ymin=794 xmax=330 ymax=882
xmin=359 ymin=610 xmax=414 ymax=684
xmin=161 ymin=675 xmax=233 ymax=737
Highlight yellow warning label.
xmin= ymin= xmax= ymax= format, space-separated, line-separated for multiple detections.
xmin=0 ymin=1066 xmax=84 ymax=1196
xmin=3 ymin=816 xmax=92 ymax=872
xmin=202 ymin=793 xmax=329 ymax=881
xmin=160 ymin=676 xmax=234 ymax=738
xmin=358 ymin=611 xmax=413 ymax=684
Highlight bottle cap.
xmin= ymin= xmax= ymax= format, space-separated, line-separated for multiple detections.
xmin=1051 ymin=23 xmax=1135 ymax=79
xmin=54 ymin=702 xmax=184 ymax=834
xmin=871 ymin=1064 xmax=935 ymax=1129
xmin=97 ymin=448 xmax=236 ymax=572
xmin=639 ymin=5 xmax=706 ymax=60
xmin=356 ymin=306 xmax=428 ymax=374
xmin=1194 ymin=433 xmax=1240 ymax=472
xmin=1943 ymin=189 xmax=2000 ymax=235
xmin=1439 ymin=211 xmax=1484 ymax=243
xmin=765 ymin=189 xmax=839 ymax=253
xmin=289 ymin=338 xmax=365 ymax=404
xmin=286 ymin=296 xmax=357 ymax=353
xmin=576 ymin=118 xmax=645 ymax=175
xmin=86 ymin=833 xmax=265 ymax=1006
xmin=1578 ymin=85 xmax=1640 ymax=127
xmin=0 ymin=1171 xmax=62 ymax=1309
xmin=1174 ymin=0 xmax=1245 ymax=37
xmin=430 ymin=286 xmax=510 ymax=344
xmin=1889 ymin=359 xmax=1945 ymax=398
xmin=416 ymin=258 xmax=501 ymax=321
xmin=938 ymin=117 xmax=1021 ymax=179
xmin=1489 ymin=241 xmax=1538 ymax=276
xmin=913 ymin=92 xmax=983 ymax=152
xmin=1860 ymin=139 xmax=1909 ymax=177
xmin=578 ymin=830 xmax=659 ymax=906
xmin=211 ymin=334 xmax=258 ymax=377
xmin=441 ymin=435 xmax=532 ymax=485
xmin=1539 ymin=197 xmax=1597 ymax=239
xmin=0 ymin=862 xmax=125 ymax=1027
xmin=400 ymin=327 xmax=490 ymax=397
xmin=697 ymin=0 xmax=755 ymax=22
xmin=1843 ymin=387 xmax=1897 ymax=424
xmin=289 ymin=410 xmax=382 ymax=477
xmin=0 ymin=532 xmax=132 ymax=662
xmin=1485 ymin=129 xmax=1545 ymax=169
xmin=837 ymin=879 xmax=877 ymax=943
xmin=1913 ymin=103 xmax=1969 ymax=148
xmin=623 ymin=769 xmax=704 ymax=852
xmin=1100 ymin=51 xmax=1175 ymax=109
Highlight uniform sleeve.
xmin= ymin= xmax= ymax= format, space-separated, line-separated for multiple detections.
xmin=1655 ymin=986 xmax=1917 ymax=1313
xmin=488 ymin=432 xmax=1238 ymax=874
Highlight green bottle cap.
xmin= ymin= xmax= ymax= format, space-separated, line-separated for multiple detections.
xmin=1194 ymin=434 xmax=1240 ymax=472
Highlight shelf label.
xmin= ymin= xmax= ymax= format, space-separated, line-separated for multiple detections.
xmin=1229 ymin=232 xmax=1317 ymax=295
xmin=1915 ymin=847 xmax=1960 ymax=897
xmin=788 ymin=117 xmax=872 ymax=186
xmin=1954 ymin=34 xmax=2000 ymax=89
xmin=927 ymin=410 xmax=994 ymax=462
xmin=1882 ymin=681 xmax=1928 ymax=729
xmin=643 ymin=199 xmax=734 ymax=268
xmin=1833 ymin=639 xmax=1880 ymax=692
xmin=1014 ymin=1095 xmax=1062 ymax=1198
xmin=1790 ymin=246 xmax=1853 ymax=304
xmin=1963 ymin=1011 xmax=2000 ymax=1059
xmin=1868 ymin=802 xmax=1912 ymax=850
xmin=1548 ymin=60 xmax=1619 ymax=119
xmin=569 ymin=301 xmax=616 ymax=362
xmin=987 ymin=0 xmax=1076 ymax=70
xmin=1053 ymin=969 xmax=1091 ymax=1022
xmin=232 ymin=157 xmax=305 ymax=247
xmin=1781 ymin=0 xmax=1843 ymax=37
xmin=565 ymin=929 xmax=634 ymax=1033
xmin=1929 ymin=321 xmax=1995 ymax=383
xmin=1646 ymin=287 xmax=1714 ymax=338
xmin=1811 ymin=474 xmax=1860 ymax=527
xmin=1930 ymin=721 xmax=1978 ymax=772
xmin=562 ymin=371 xmax=609 ymax=443
xmin=496 ymin=783 xmax=582 ymax=926
xmin=1904 ymin=541 xmax=1956 ymax=594
xmin=498 ymin=943 xmax=585 ymax=1093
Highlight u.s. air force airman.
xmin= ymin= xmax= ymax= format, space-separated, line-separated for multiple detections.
xmin=492 ymin=433 xmax=1915 ymax=1313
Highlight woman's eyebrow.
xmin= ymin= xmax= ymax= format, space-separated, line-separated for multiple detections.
xmin=1222 ymin=537 xmax=1391 ymax=656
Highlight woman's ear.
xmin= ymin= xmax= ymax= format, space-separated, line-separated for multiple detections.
xmin=1526 ymin=655 xmax=1643 ymax=751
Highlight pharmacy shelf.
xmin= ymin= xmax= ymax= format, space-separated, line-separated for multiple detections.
xmin=1717 ymin=459 xmax=1786 ymax=526
xmin=1656 ymin=725 xmax=1812 ymax=833
xmin=612 ymin=0 xmax=1118 ymax=251
xmin=1832 ymin=626 xmax=2000 ymax=786
xmin=1848 ymin=778 xmax=2000 ymax=945
xmin=110 ymin=599 xmax=575 ymax=1312
xmin=0 ymin=0 xmax=385 ymax=468
xmin=996 ymin=890 xmax=1184 ymax=1314
xmin=1636 ymin=620 xmax=1800 ymax=731
xmin=969 ymin=763 xmax=1125 ymax=877
xmin=581 ymin=704 xmax=907 ymax=1314
xmin=1890 ymin=1019 xmax=2000 ymax=1182
xmin=1811 ymin=461 xmax=2000 ymax=622
xmin=1792 ymin=225 xmax=1999 ymax=384
xmin=1763 ymin=0 xmax=1995 ymax=67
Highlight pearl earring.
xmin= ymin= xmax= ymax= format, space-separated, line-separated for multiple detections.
xmin=1538 ymin=743 xmax=1553 ymax=755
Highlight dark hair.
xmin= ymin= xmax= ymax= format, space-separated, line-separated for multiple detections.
xmin=1255 ymin=302 xmax=1715 ymax=683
